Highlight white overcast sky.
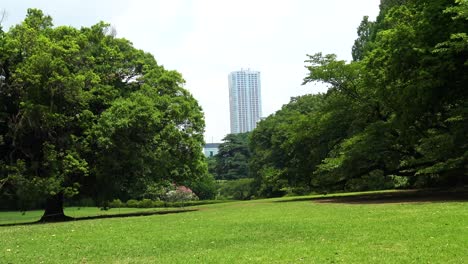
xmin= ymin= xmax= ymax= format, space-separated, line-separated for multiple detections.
xmin=1 ymin=0 xmax=381 ymax=142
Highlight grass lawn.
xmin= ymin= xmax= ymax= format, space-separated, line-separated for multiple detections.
xmin=1 ymin=191 xmax=467 ymax=263
xmin=0 ymin=207 xmax=180 ymax=225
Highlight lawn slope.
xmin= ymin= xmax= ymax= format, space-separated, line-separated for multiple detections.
xmin=1 ymin=191 xmax=467 ymax=263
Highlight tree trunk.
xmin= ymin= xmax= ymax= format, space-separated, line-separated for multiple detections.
xmin=40 ymin=192 xmax=72 ymax=222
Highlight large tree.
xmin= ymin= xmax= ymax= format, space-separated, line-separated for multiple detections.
xmin=0 ymin=9 xmax=206 ymax=220
xmin=215 ymin=133 xmax=251 ymax=180
xmin=304 ymin=0 xmax=467 ymax=190
xmin=250 ymin=0 xmax=467 ymax=196
xmin=359 ymin=0 xmax=467 ymax=185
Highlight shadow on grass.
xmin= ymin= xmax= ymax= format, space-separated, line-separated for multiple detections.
xmin=276 ymin=189 xmax=468 ymax=204
xmin=0 ymin=208 xmax=198 ymax=227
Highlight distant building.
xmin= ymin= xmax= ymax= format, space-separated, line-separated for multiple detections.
xmin=229 ymin=69 xmax=262 ymax=134
xmin=203 ymin=143 xmax=220 ymax=157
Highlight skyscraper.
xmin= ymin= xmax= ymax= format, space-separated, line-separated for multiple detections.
xmin=229 ymin=69 xmax=262 ymax=134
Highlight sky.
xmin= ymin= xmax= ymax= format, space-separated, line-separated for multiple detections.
xmin=1 ymin=0 xmax=381 ymax=143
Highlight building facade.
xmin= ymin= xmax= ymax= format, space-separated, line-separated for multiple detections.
xmin=228 ymin=69 xmax=262 ymax=134
xmin=203 ymin=143 xmax=220 ymax=157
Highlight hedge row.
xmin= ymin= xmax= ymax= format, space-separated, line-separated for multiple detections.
xmin=108 ymin=199 xmax=229 ymax=208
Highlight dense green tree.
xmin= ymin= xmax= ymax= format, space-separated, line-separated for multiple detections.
xmin=361 ymin=0 xmax=467 ymax=185
xmin=304 ymin=0 xmax=467 ymax=189
xmin=250 ymin=91 xmax=372 ymax=196
xmin=352 ymin=16 xmax=375 ymax=61
xmin=217 ymin=178 xmax=254 ymax=200
xmin=183 ymin=172 xmax=217 ymax=200
xmin=0 ymin=9 xmax=206 ymax=220
xmin=215 ymin=133 xmax=251 ymax=180
xmin=206 ymin=156 xmax=218 ymax=178
xmin=250 ymin=0 xmax=467 ymax=196
xmin=250 ymin=95 xmax=324 ymax=196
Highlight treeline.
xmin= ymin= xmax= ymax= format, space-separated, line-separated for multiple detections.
xmin=251 ymin=0 xmax=467 ymax=196
xmin=0 ymin=10 xmax=209 ymax=217
xmin=214 ymin=0 xmax=467 ymax=198
xmin=1 ymin=0 xmax=466 ymax=215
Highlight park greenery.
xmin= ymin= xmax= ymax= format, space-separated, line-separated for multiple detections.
xmin=0 ymin=1 xmax=467 ymax=262
xmin=208 ymin=0 xmax=467 ymax=199
xmin=1 ymin=191 xmax=467 ymax=263
xmin=248 ymin=0 xmax=467 ymax=197
xmin=212 ymin=133 xmax=251 ymax=181
xmin=0 ymin=9 xmax=208 ymax=220
xmin=1 ymin=0 xmax=467 ymax=223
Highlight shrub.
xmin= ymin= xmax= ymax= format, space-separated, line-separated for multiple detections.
xmin=126 ymin=199 xmax=139 ymax=208
xmin=344 ymin=170 xmax=395 ymax=192
xmin=164 ymin=186 xmax=199 ymax=202
xmin=391 ymin=175 xmax=410 ymax=189
xmin=138 ymin=198 xmax=154 ymax=208
xmin=218 ymin=178 xmax=255 ymax=200
xmin=152 ymin=200 xmax=165 ymax=207
xmin=109 ymin=199 xmax=124 ymax=208
xmin=141 ymin=182 xmax=171 ymax=200
xmin=187 ymin=174 xmax=217 ymax=200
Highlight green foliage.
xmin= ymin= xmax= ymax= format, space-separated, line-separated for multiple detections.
xmin=217 ymin=178 xmax=255 ymax=200
xmin=0 ymin=9 xmax=206 ymax=213
xmin=138 ymin=199 xmax=154 ymax=208
xmin=206 ymin=156 xmax=217 ymax=176
xmin=140 ymin=181 xmax=171 ymax=201
xmin=105 ymin=198 xmax=226 ymax=209
xmin=185 ymin=173 xmax=217 ymax=200
xmin=352 ymin=16 xmax=375 ymax=61
xmin=362 ymin=0 xmax=467 ymax=184
xmin=214 ymin=133 xmax=251 ymax=180
xmin=108 ymin=198 xmax=124 ymax=208
xmin=250 ymin=0 xmax=467 ymax=196
xmin=125 ymin=199 xmax=139 ymax=208
xmin=250 ymin=92 xmax=369 ymax=195
xmin=344 ymin=170 xmax=395 ymax=192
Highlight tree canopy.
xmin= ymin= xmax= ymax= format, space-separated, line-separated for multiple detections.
xmin=0 ymin=9 xmax=206 ymax=220
xmin=213 ymin=132 xmax=251 ymax=180
xmin=250 ymin=0 xmax=467 ymax=197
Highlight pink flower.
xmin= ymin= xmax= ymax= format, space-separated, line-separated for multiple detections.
xmin=176 ymin=185 xmax=193 ymax=193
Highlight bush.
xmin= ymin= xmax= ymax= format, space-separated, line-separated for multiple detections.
xmin=109 ymin=199 xmax=124 ymax=208
xmin=104 ymin=198 xmax=230 ymax=209
xmin=218 ymin=178 xmax=255 ymax=200
xmin=152 ymin=200 xmax=165 ymax=207
xmin=141 ymin=182 xmax=171 ymax=200
xmin=391 ymin=175 xmax=410 ymax=189
xmin=126 ymin=199 xmax=139 ymax=208
xmin=164 ymin=186 xmax=199 ymax=202
xmin=344 ymin=170 xmax=395 ymax=192
xmin=187 ymin=174 xmax=217 ymax=200
xmin=138 ymin=198 xmax=154 ymax=208
xmin=280 ymin=186 xmax=311 ymax=197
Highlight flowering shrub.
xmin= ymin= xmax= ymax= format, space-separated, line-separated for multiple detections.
xmin=164 ymin=185 xmax=199 ymax=202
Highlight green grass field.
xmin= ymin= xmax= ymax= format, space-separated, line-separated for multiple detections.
xmin=1 ymin=191 xmax=467 ymax=263
xmin=0 ymin=207 xmax=183 ymax=225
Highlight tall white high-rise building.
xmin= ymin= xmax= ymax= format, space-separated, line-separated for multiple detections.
xmin=229 ymin=69 xmax=262 ymax=134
